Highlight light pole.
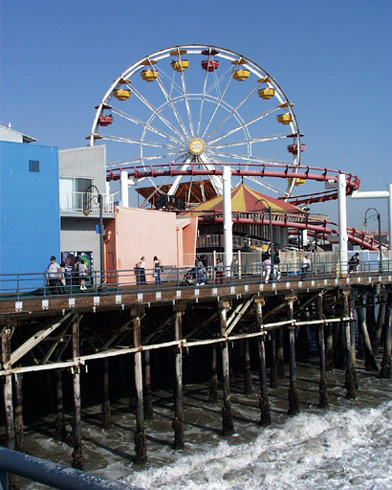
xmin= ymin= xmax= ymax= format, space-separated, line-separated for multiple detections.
xmin=364 ymin=207 xmax=383 ymax=272
xmin=253 ymin=198 xmax=274 ymax=264
xmin=83 ymin=185 xmax=105 ymax=289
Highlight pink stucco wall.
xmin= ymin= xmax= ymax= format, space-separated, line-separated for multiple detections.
xmin=105 ymin=207 xmax=184 ymax=284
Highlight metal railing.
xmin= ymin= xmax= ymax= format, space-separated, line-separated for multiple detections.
xmin=0 ymin=446 xmax=140 ymax=489
xmin=59 ymin=191 xmax=114 ymax=214
xmin=0 ymin=260 xmax=391 ymax=300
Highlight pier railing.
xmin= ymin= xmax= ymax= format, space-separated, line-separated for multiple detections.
xmin=0 ymin=446 xmax=140 ymax=489
xmin=0 ymin=259 xmax=391 ymax=300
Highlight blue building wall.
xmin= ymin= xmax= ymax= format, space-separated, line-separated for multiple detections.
xmin=0 ymin=141 xmax=60 ymax=281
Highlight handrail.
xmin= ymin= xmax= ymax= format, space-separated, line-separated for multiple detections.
xmin=0 ymin=446 xmax=140 ymax=489
xmin=0 ymin=260 xmax=390 ymax=301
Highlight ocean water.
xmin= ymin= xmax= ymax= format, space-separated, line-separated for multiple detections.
xmin=23 ymin=363 xmax=392 ymax=489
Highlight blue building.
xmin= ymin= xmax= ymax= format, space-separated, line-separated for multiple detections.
xmin=0 ymin=125 xmax=60 ymax=284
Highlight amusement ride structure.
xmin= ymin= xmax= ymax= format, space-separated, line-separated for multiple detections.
xmin=88 ymin=44 xmax=383 ymax=253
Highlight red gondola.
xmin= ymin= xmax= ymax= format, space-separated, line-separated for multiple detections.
xmin=98 ymin=114 xmax=113 ymax=127
xmin=287 ymin=144 xmax=306 ymax=154
xmin=201 ymin=60 xmax=219 ymax=72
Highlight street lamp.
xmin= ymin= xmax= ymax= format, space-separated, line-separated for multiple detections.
xmin=83 ymin=184 xmax=105 ymax=289
xmin=364 ymin=207 xmax=383 ymax=272
xmin=253 ymin=198 xmax=274 ymax=264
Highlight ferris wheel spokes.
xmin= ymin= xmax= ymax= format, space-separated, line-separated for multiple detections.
xmin=209 ymin=133 xmax=289 ymax=150
xmin=203 ymin=83 xmax=268 ymax=143
xmin=155 ymin=73 xmax=192 ymax=140
xmin=206 ymin=105 xmax=281 ymax=146
xmin=111 ymin=107 xmax=182 ymax=146
xmin=200 ymin=65 xmax=236 ymax=139
xmin=130 ymin=83 xmax=186 ymax=142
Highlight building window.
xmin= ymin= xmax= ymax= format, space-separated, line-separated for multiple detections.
xmin=29 ymin=160 xmax=40 ymax=172
xmin=59 ymin=177 xmax=92 ymax=212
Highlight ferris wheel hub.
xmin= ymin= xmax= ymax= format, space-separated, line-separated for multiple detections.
xmin=188 ymin=138 xmax=205 ymax=156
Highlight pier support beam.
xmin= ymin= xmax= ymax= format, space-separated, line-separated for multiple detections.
xmin=269 ymin=331 xmax=278 ymax=389
xmin=343 ymin=291 xmax=356 ymax=399
xmin=209 ymin=345 xmax=218 ymax=404
xmin=132 ymin=307 xmax=147 ymax=464
xmin=220 ymin=301 xmax=234 ymax=436
xmin=2 ymin=325 xmax=15 ymax=451
xmin=373 ymin=293 xmax=387 ymax=355
xmin=256 ymin=298 xmax=271 ymax=426
xmin=143 ymin=351 xmax=153 ymax=420
xmin=102 ymin=358 xmax=111 ymax=429
xmin=71 ymin=314 xmax=84 ymax=470
xmin=14 ymin=374 xmax=24 ymax=452
xmin=173 ymin=308 xmax=185 ymax=450
xmin=54 ymin=370 xmax=67 ymax=442
xmin=317 ymin=295 xmax=329 ymax=409
xmin=356 ymin=296 xmax=378 ymax=372
xmin=287 ymin=296 xmax=299 ymax=415
xmin=277 ymin=329 xmax=285 ymax=379
xmin=244 ymin=338 xmax=253 ymax=395
xmin=379 ymin=292 xmax=392 ymax=379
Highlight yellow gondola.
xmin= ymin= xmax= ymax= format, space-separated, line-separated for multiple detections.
xmin=113 ymin=88 xmax=131 ymax=101
xmin=258 ymin=87 xmax=275 ymax=99
xmin=233 ymin=69 xmax=250 ymax=81
xmin=277 ymin=113 xmax=293 ymax=124
xmin=141 ymin=69 xmax=159 ymax=82
xmin=171 ymin=60 xmax=189 ymax=72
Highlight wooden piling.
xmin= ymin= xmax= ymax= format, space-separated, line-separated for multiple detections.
xmin=143 ymin=351 xmax=154 ymax=420
xmin=256 ymin=298 xmax=271 ymax=426
xmin=71 ymin=314 xmax=84 ymax=470
xmin=277 ymin=329 xmax=285 ymax=379
xmin=326 ymin=321 xmax=334 ymax=371
xmin=54 ymin=370 xmax=67 ymax=442
xmin=343 ymin=290 xmax=356 ymax=399
xmin=102 ymin=358 xmax=111 ymax=429
xmin=373 ymin=293 xmax=387 ymax=355
xmin=356 ymin=295 xmax=378 ymax=372
xmin=287 ymin=296 xmax=299 ymax=415
xmin=379 ymin=292 xmax=392 ymax=379
xmin=2 ymin=325 xmax=15 ymax=450
xmin=14 ymin=374 xmax=24 ymax=452
xmin=172 ymin=308 xmax=185 ymax=449
xmin=244 ymin=338 xmax=253 ymax=395
xmin=220 ymin=301 xmax=234 ymax=436
xmin=132 ymin=306 xmax=147 ymax=464
xmin=317 ymin=294 xmax=329 ymax=408
xmin=208 ymin=345 xmax=218 ymax=404
xmin=269 ymin=330 xmax=278 ymax=389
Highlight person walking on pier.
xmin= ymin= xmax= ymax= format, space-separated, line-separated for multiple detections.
xmin=136 ymin=256 xmax=146 ymax=285
xmin=272 ymin=251 xmax=281 ymax=282
xmin=301 ymin=254 xmax=311 ymax=279
xmin=263 ymin=255 xmax=272 ymax=283
xmin=348 ymin=253 xmax=360 ymax=274
xmin=79 ymin=259 xmax=88 ymax=290
xmin=153 ymin=256 xmax=162 ymax=285
xmin=215 ymin=258 xmax=224 ymax=284
xmin=45 ymin=256 xmax=63 ymax=295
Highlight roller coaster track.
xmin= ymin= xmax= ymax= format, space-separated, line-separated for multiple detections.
xmin=107 ymin=162 xmax=387 ymax=251
xmin=106 ymin=162 xmax=361 ymax=205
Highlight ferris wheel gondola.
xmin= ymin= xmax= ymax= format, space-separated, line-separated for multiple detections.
xmin=90 ymin=44 xmax=304 ymax=207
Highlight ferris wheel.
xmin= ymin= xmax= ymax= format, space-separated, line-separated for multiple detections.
xmin=90 ymin=44 xmax=304 ymax=206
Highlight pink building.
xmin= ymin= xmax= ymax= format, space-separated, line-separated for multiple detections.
xmin=105 ymin=207 xmax=197 ymax=284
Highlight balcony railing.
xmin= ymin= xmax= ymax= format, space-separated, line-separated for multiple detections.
xmin=59 ymin=191 xmax=114 ymax=214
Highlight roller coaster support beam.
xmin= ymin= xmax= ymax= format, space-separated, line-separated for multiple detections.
xmin=338 ymin=174 xmax=348 ymax=275
xmin=351 ymin=184 xmax=392 ymax=262
xmin=223 ymin=165 xmax=233 ymax=276
xmin=120 ymin=170 xmax=129 ymax=207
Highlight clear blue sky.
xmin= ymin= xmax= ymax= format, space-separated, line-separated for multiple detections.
xmin=1 ymin=0 xmax=391 ymax=230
